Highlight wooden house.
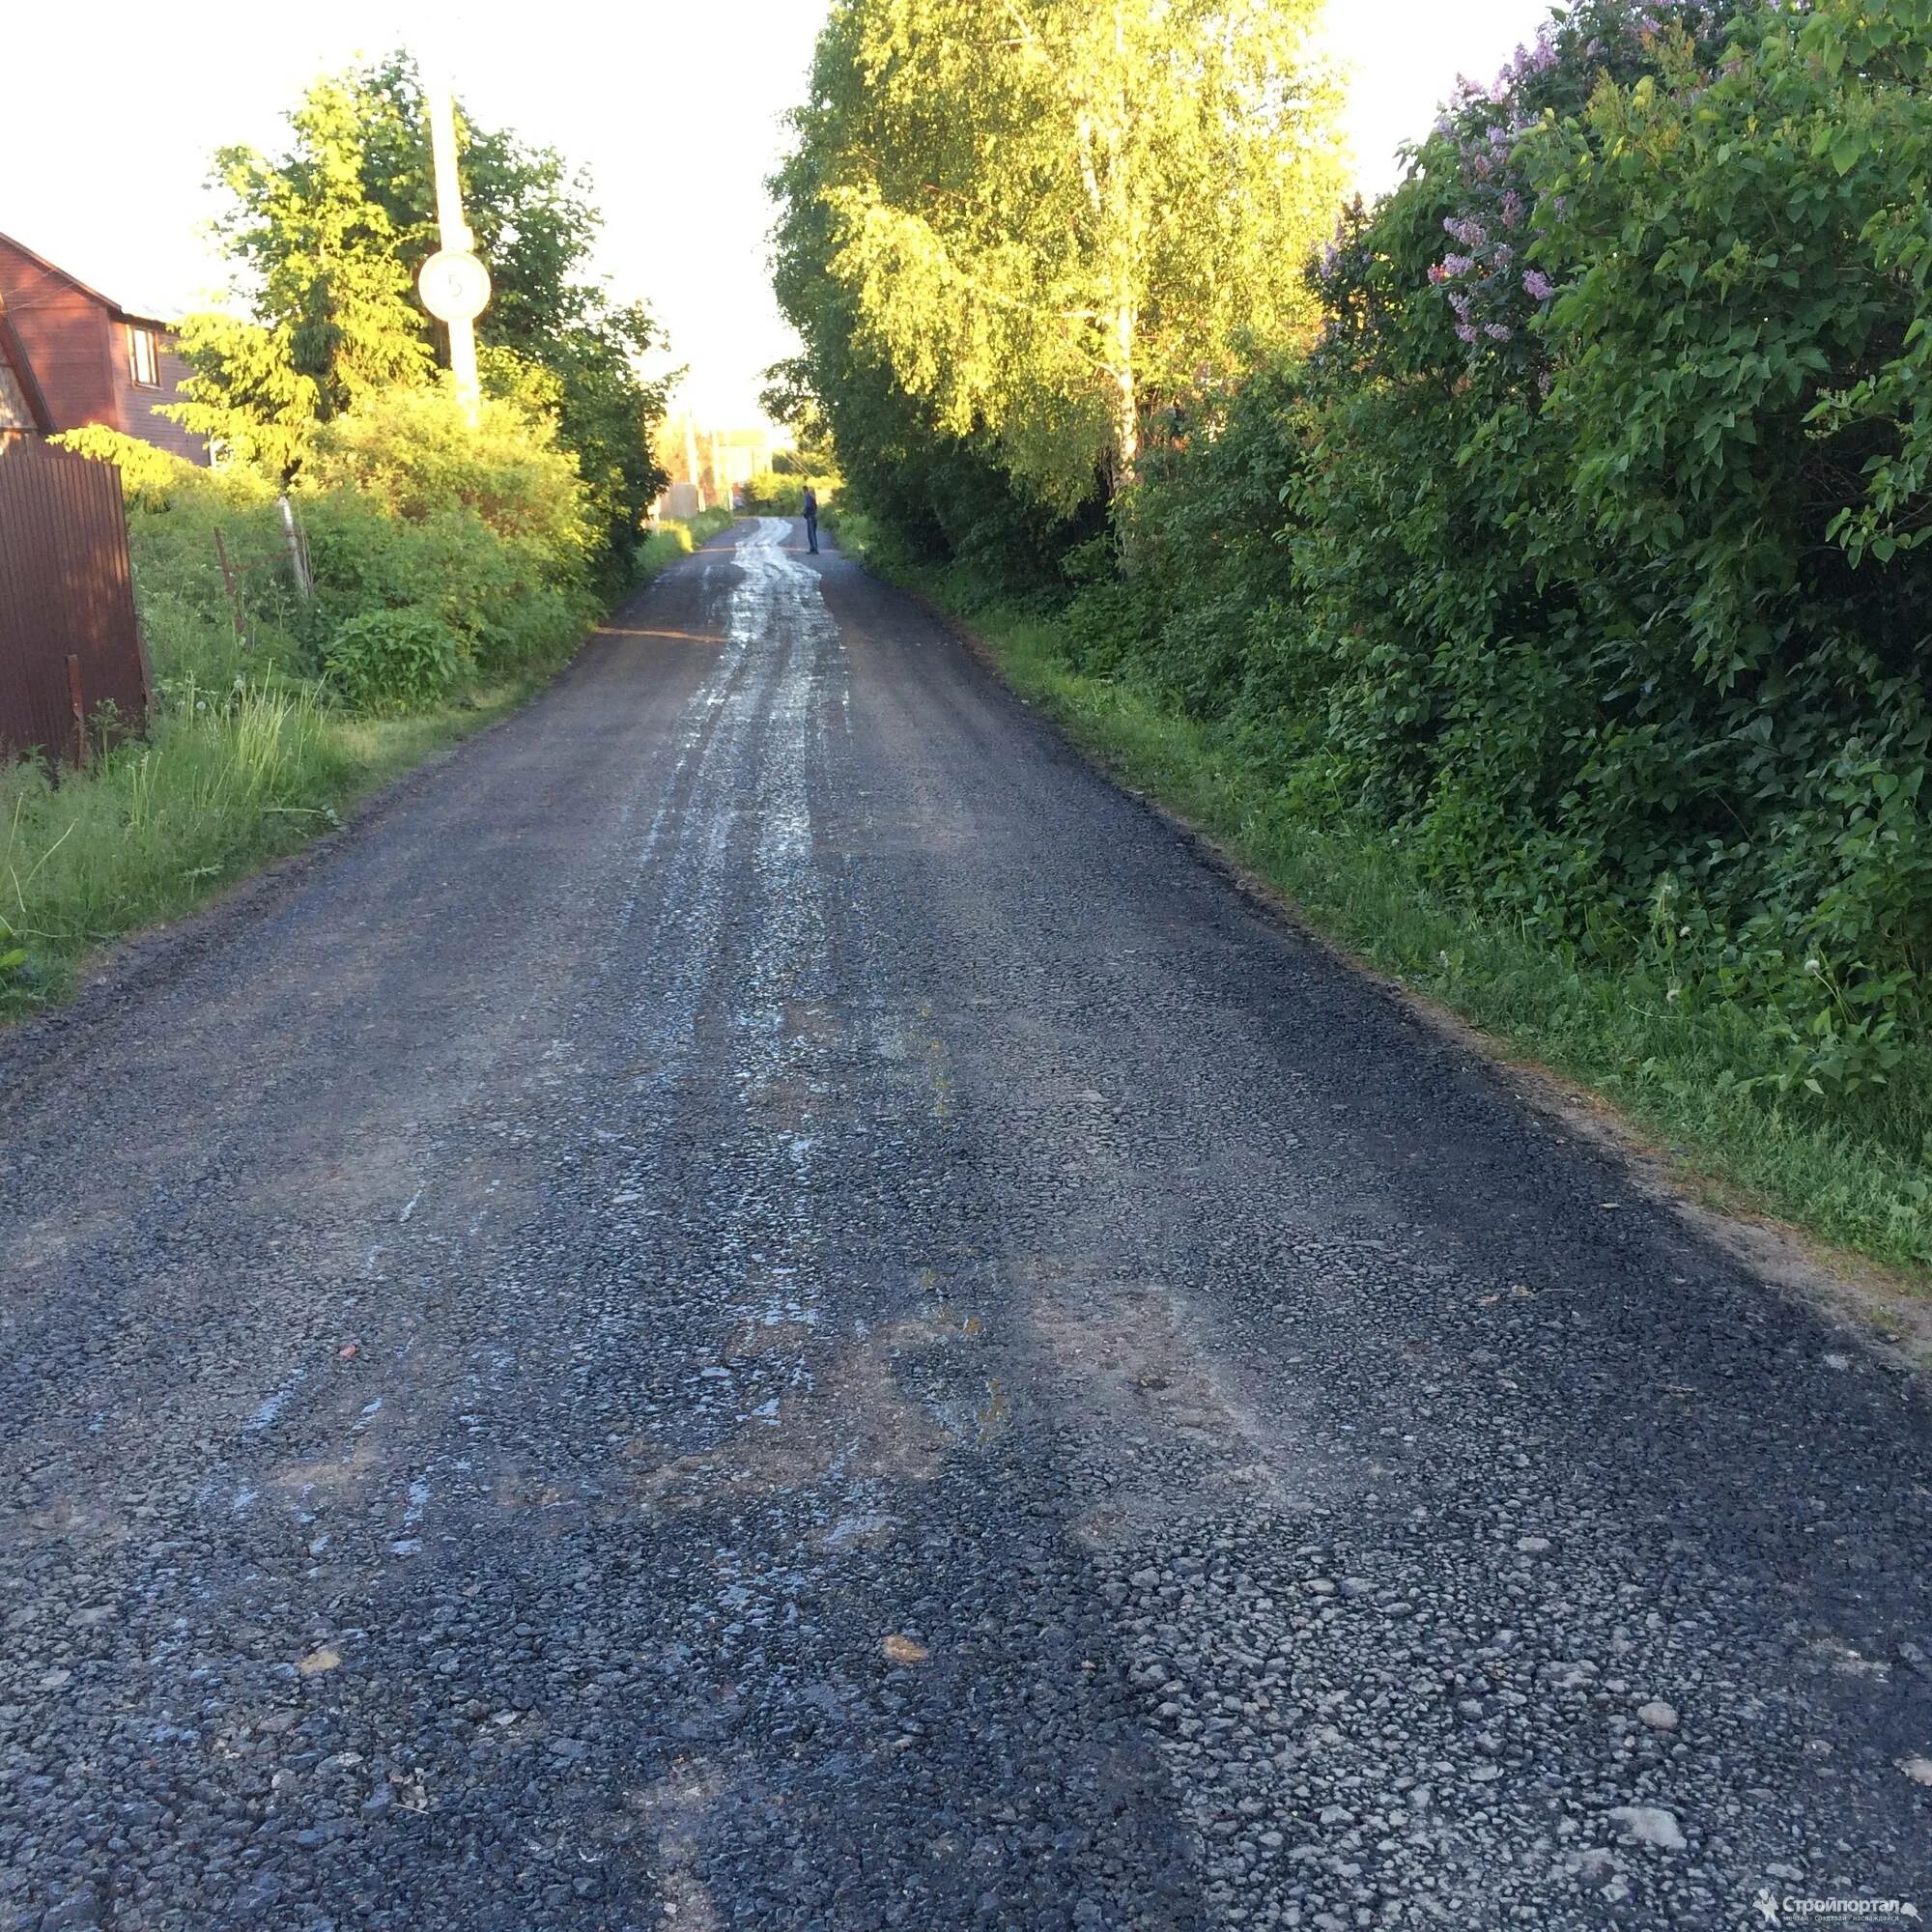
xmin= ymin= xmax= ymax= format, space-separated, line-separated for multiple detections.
xmin=0 ymin=231 xmax=206 ymax=462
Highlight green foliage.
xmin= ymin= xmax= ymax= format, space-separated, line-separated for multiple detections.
xmin=1321 ymin=0 xmax=1932 ymax=1103
xmin=0 ymin=681 xmax=348 ymax=1015
xmin=740 ymin=470 xmax=807 ymax=516
xmin=166 ymin=314 xmax=322 ymax=478
xmin=758 ymin=357 xmax=838 ymax=477
xmin=296 ymin=489 xmax=580 ymax=682
xmin=303 ymin=384 xmax=592 ymax=578
xmin=48 ymin=426 xmax=241 ymax=512
xmin=635 ymin=506 xmax=740 ymax=583
xmin=1022 ymin=0 xmax=1932 ymax=1138
xmin=166 ymin=74 xmax=431 ymax=471
xmin=167 ymin=53 xmax=668 ymax=576
xmin=64 ymin=384 xmax=597 ymax=706
xmin=214 ymin=73 xmax=436 ymax=411
xmin=322 ymin=607 xmax=460 ymax=712
xmin=772 ymin=0 xmax=1345 ymax=552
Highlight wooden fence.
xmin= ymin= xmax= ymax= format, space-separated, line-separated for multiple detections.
xmin=0 ymin=435 xmax=148 ymax=766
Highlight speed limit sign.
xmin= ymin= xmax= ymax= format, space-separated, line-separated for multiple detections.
xmin=419 ymin=249 xmax=492 ymax=323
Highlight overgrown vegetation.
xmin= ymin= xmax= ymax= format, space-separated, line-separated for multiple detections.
xmin=1 ymin=60 xmax=705 ymax=1020
xmin=787 ymin=0 xmax=1932 ymax=1269
xmin=1 ymin=424 xmax=717 ymax=1017
xmin=169 ymin=52 xmax=669 ymax=590
xmin=638 ymin=503 xmax=738 ymax=576
xmin=738 ymin=469 xmax=838 ymax=516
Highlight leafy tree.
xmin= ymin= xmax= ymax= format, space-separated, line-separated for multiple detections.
xmin=165 ymin=313 xmax=323 ymax=478
xmin=167 ymin=75 xmax=432 ymax=472
xmin=337 ymin=55 xmax=671 ymax=577
xmin=169 ymin=56 xmax=668 ymax=578
xmin=773 ymin=0 xmax=1344 ymax=513
xmin=758 ymin=356 xmax=839 ymax=477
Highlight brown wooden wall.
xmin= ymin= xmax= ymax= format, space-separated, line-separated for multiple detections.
xmin=113 ymin=334 xmax=207 ymax=465
xmin=0 ymin=438 xmax=148 ymax=764
xmin=0 ymin=236 xmax=116 ymax=434
xmin=0 ymin=237 xmax=207 ymax=465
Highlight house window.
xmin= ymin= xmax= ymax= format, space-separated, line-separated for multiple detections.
xmin=127 ymin=326 xmax=160 ymax=388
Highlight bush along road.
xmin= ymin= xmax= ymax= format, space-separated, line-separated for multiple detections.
xmin=1 ymin=521 xmax=1928 ymax=1931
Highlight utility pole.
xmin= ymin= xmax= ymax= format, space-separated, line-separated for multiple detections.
xmin=417 ymin=67 xmax=491 ymax=428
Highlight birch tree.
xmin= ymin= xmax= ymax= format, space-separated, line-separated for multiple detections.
xmin=775 ymin=0 xmax=1344 ymax=510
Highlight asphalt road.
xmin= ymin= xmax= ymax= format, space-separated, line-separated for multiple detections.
xmin=2 ymin=519 xmax=1928 ymax=1932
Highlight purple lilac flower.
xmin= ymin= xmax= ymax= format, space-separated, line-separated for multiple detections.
xmin=1455 ymin=324 xmax=1479 ymax=344
xmin=1485 ymin=322 xmax=1513 ymax=342
xmin=1522 ymin=269 xmax=1556 ymax=301
xmin=1501 ymin=189 xmax=1524 ymax=229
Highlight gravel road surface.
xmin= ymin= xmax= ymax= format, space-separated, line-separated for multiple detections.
xmin=2 ymin=519 xmax=1928 ymax=1931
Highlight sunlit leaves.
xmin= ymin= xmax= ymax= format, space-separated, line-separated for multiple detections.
xmin=774 ymin=0 xmax=1345 ymax=513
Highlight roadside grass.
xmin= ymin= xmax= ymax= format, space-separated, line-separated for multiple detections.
xmin=0 ymin=512 xmax=732 ymax=1023
xmin=830 ymin=510 xmax=1932 ymax=1279
xmin=636 ymin=504 xmax=738 ymax=578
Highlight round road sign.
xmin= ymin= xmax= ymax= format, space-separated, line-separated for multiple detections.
xmin=419 ymin=250 xmax=492 ymax=324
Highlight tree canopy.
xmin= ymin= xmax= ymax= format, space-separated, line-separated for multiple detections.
xmin=772 ymin=0 xmax=1345 ymax=518
xmin=170 ymin=55 xmax=668 ymax=582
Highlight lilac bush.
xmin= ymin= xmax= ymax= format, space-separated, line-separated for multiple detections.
xmin=1421 ymin=0 xmax=1738 ymax=361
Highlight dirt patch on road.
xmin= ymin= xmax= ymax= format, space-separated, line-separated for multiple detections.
xmin=1026 ymin=1264 xmax=1326 ymax=1548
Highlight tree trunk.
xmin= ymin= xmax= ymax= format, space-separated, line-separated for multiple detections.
xmin=1109 ymin=296 xmax=1138 ymax=495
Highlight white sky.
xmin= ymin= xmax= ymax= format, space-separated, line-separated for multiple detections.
xmin=3 ymin=0 xmax=1552 ymax=426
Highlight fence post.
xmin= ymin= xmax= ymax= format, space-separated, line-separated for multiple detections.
xmin=278 ymin=494 xmax=312 ymax=601
xmin=132 ymin=618 xmax=156 ymax=724
xmin=67 ymin=654 xmax=86 ymax=769
xmin=214 ymin=527 xmax=248 ymax=647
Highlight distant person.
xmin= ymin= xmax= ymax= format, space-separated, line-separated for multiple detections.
xmin=802 ymin=485 xmax=819 ymax=554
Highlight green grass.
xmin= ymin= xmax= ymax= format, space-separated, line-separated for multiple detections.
xmin=832 ymin=511 xmax=1932 ymax=1280
xmin=0 ymin=511 xmax=735 ymax=1023
xmin=636 ymin=504 xmax=739 ymax=580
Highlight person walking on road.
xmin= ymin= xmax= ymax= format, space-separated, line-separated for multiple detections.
xmin=802 ymin=485 xmax=819 ymax=554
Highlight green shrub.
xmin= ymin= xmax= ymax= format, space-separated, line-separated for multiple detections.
xmin=302 ymin=384 xmax=595 ymax=586
xmin=48 ymin=426 xmax=240 ymax=511
xmin=634 ymin=507 xmax=740 ymax=582
xmin=322 ymin=607 xmax=461 ymax=712
xmin=1037 ymin=0 xmax=1932 ymax=1119
xmin=741 ymin=469 xmax=806 ymax=515
xmin=1274 ymin=0 xmax=1932 ymax=1103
